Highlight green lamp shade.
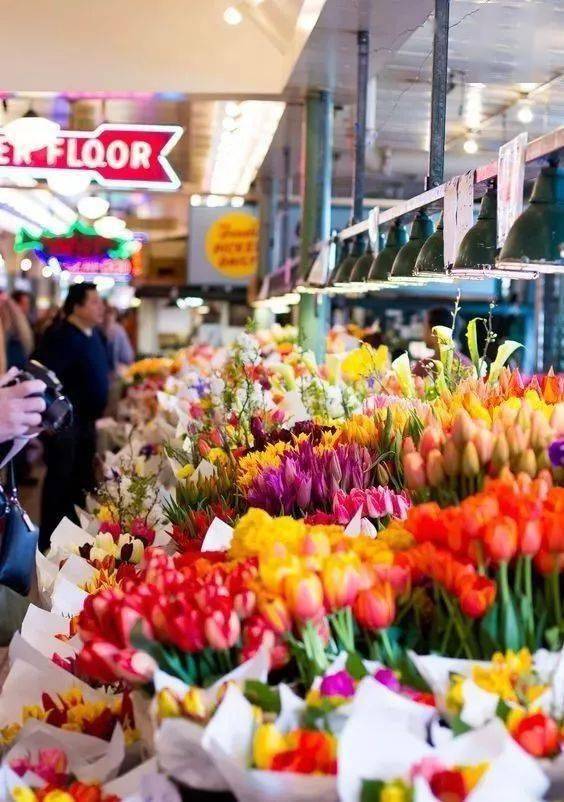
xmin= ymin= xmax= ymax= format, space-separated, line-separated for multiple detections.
xmin=391 ymin=209 xmax=434 ymax=283
xmin=499 ymin=164 xmax=564 ymax=272
xmin=334 ymin=234 xmax=367 ymax=287
xmin=454 ymin=187 xmax=496 ymax=271
xmin=328 ymin=239 xmax=350 ymax=286
xmin=366 ymin=219 xmax=408 ymax=287
xmin=414 ymin=213 xmax=452 ymax=282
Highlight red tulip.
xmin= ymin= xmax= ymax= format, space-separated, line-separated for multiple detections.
xmin=519 ymin=520 xmax=542 ymax=557
xmin=510 ymin=712 xmax=560 ymax=758
xmin=458 ymin=574 xmax=496 ymax=618
xmin=204 ymin=604 xmax=240 ymax=650
xmin=353 ymin=582 xmax=395 ymax=630
xmin=429 ymin=769 xmax=467 ymax=802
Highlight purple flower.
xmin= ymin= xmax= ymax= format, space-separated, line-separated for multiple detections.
xmin=374 ymin=667 xmax=401 ymax=693
xmin=319 ymin=670 xmax=356 ymax=698
xmin=548 ymin=439 xmax=564 ymax=468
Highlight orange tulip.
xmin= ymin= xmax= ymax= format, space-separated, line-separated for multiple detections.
xmin=458 ymin=574 xmax=496 ymax=618
xmin=353 ymin=582 xmax=395 ymax=630
xmin=483 ymin=515 xmax=518 ymax=562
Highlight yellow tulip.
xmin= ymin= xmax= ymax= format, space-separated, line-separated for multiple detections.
xmin=253 ymin=723 xmax=287 ymax=769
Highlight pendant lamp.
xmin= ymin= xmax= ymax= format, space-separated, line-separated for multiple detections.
xmin=333 ymin=234 xmax=367 ymax=292
xmin=327 ymin=238 xmax=350 ymax=290
xmin=365 ymin=219 xmax=408 ymax=290
xmin=414 ymin=213 xmax=453 ymax=283
xmin=498 ymin=161 xmax=564 ymax=273
xmin=390 ymin=209 xmax=434 ymax=284
xmin=452 ymin=186 xmax=538 ymax=281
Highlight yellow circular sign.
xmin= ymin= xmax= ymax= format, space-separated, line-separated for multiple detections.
xmin=205 ymin=211 xmax=259 ymax=279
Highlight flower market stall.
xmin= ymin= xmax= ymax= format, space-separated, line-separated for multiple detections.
xmin=0 ymin=315 xmax=562 ymax=802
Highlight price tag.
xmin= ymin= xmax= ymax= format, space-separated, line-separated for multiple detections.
xmin=497 ymin=132 xmax=527 ymax=248
xmin=368 ymin=206 xmax=380 ymax=250
xmin=443 ymin=171 xmax=475 ymax=267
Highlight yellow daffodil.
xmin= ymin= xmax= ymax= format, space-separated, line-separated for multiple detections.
xmin=12 ymin=789 xmax=38 ymax=802
xmin=176 ymin=463 xmax=195 ymax=480
xmin=341 ymin=344 xmax=389 ymax=381
xmin=182 ymin=688 xmax=207 ymax=721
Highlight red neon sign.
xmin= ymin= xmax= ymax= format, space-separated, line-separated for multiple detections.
xmin=0 ymin=124 xmax=183 ymax=190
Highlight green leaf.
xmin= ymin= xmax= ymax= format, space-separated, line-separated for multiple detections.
xmin=345 ymin=652 xmax=369 ymax=681
xmin=466 ymin=318 xmax=484 ymax=376
xmin=244 ymin=680 xmax=281 ymax=713
xmin=545 ymin=626 xmax=560 ymax=651
xmin=361 ymin=779 xmax=384 ymax=802
xmin=501 ymin=590 xmax=523 ymax=652
xmin=495 ymin=698 xmax=512 ymax=723
xmin=479 ymin=601 xmax=500 ymax=657
xmin=488 ymin=340 xmax=523 ymax=384
xmin=450 ymin=714 xmax=472 ymax=736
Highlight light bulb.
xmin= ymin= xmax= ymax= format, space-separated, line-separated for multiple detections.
xmin=463 ymin=136 xmax=478 ymax=155
xmin=20 ymin=258 xmax=32 ymax=272
xmin=223 ymin=6 xmax=243 ymax=24
xmin=3 ymin=115 xmax=60 ymax=154
xmin=225 ymin=102 xmax=240 ymax=117
xmin=517 ymin=103 xmax=534 ymax=124
xmin=191 ymin=194 xmax=202 ymax=207
xmin=47 ymin=171 xmax=92 ymax=196
xmin=94 ymin=215 xmax=127 ymax=238
xmin=231 ymin=196 xmax=245 ymax=207
xmin=77 ymin=196 xmax=110 ymax=219
xmin=42 ymin=265 xmax=53 ymax=278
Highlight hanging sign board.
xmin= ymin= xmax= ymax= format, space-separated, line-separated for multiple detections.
xmin=443 ymin=171 xmax=474 ymax=267
xmin=0 ymin=124 xmax=183 ymax=190
xmin=189 ymin=206 xmax=258 ymax=286
xmin=368 ymin=206 xmax=380 ymax=251
xmin=497 ymin=132 xmax=527 ymax=248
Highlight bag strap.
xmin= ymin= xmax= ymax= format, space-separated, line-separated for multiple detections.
xmin=5 ymin=461 xmax=17 ymax=502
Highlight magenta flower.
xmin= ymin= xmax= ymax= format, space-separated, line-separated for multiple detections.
xmin=332 ymin=486 xmax=411 ymax=526
xmin=374 ymin=667 xmax=401 ymax=693
xmin=320 ymin=670 xmax=356 ymax=698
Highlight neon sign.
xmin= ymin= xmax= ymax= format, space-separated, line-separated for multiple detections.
xmin=14 ymin=220 xmax=139 ymax=264
xmin=0 ymin=123 xmax=183 ymax=190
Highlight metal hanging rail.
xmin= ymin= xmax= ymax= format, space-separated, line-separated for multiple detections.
xmin=337 ymin=126 xmax=564 ymax=242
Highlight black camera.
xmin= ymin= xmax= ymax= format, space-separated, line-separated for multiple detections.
xmin=7 ymin=360 xmax=73 ymax=433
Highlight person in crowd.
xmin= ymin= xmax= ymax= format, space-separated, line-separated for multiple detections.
xmin=0 ymin=295 xmax=34 ymax=372
xmin=11 ymin=290 xmax=32 ymax=322
xmin=103 ymin=302 xmax=135 ymax=369
xmin=35 ymin=283 xmax=110 ymax=550
xmin=0 ymin=368 xmax=46 ymax=444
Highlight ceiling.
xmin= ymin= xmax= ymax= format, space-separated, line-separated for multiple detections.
xmin=263 ymin=0 xmax=564 ymax=202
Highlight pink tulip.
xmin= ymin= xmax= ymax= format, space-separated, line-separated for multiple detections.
xmin=403 ymin=452 xmax=427 ymax=491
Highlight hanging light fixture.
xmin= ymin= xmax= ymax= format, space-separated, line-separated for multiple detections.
xmin=390 ymin=209 xmax=434 ymax=284
xmin=326 ymin=238 xmax=350 ymax=291
xmin=498 ymin=159 xmax=564 ymax=274
xmin=347 ymin=239 xmax=375 ymax=289
xmin=77 ymin=196 xmax=110 ymax=220
xmin=47 ymin=170 xmax=92 ymax=196
xmin=452 ymin=185 xmax=539 ymax=281
xmin=365 ymin=219 xmax=408 ymax=290
xmin=332 ymin=234 xmax=367 ymax=292
xmin=3 ymin=109 xmax=61 ymax=154
xmin=94 ymin=215 xmax=127 ymax=238
xmin=414 ymin=213 xmax=453 ymax=283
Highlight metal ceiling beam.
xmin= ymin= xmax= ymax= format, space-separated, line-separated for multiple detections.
xmin=427 ymin=0 xmax=450 ymax=189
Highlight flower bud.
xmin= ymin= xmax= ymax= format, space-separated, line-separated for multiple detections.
xmin=484 ymin=516 xmax=518 ymax=562
xmin=491 ymin=434 xmax=510 ymax=473
xmin=426 ymin=449 xmax=445 ymax=488
xmin=419 ymin=427 xmax=444 ymax=461
xmin=461 ymin=441 xmax=480 ymax=478
xmin=452 ymin=410 xmax=476 ymax=446
xmin=182 ymin=687 xmax=207 ymax=721
xmin=516 ymin=448 xmax=537 ymax=478
xmin=550 ymin=403 xmax=564 ymax=436
xmin=443 ymin=439 xmax=461 ymax=477
xmin=401 ymin=436 xmax=416 ymax=457
xmin=157 ymin=689 xmax=181 ymax=718
xmin=403 ymin=452 xmax=427 ymax=491
xmin=377 ymin=463 xmax=390 ymax=486
xmin=473 ymin=429 xmax=494 ymax=466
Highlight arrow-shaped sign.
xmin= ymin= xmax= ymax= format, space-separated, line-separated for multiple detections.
xmin=0 ymin=123 xmax=183 ymax=190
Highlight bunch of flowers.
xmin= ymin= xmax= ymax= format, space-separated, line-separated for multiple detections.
xmin=361 ymin=759 xmax=489 ymax=802
xmin=252 ymin=720 xmax=337 ymax=774
xmin=10 ymin=749 xmax=121 ymax=802
xmin=0 ymin=689 xmax=136 ymax=746
xmin=445 ymin=648 xmax=563 ymax=758
xmin=402 ymin=398 xmax=563 ymax=506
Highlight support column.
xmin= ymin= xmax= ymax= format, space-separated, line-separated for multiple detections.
xmin=255 ymin=176 xmax=277 ymax=329
xmin=426 ymin=0 xmax=450 ymax=189
xmin=298 ymin=90 xmax=333 ymax=360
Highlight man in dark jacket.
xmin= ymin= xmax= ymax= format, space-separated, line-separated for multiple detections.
xmin=35 ymin=282 xmax=110 ymax=550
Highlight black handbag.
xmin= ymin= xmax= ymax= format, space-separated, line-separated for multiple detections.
xmin=0 ymin=461 xmax=39 ymax=595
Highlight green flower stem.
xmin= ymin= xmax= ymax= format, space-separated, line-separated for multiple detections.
xmin=440 ymin=590 xmax=475 ymax=659
xmin=552 ymin=569 xmax=561 ymax=628
xmin=379 ymin=629 xmax=395 ymax=667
